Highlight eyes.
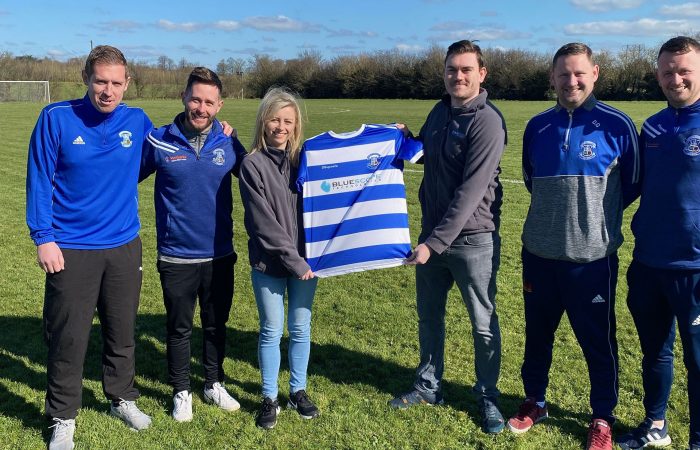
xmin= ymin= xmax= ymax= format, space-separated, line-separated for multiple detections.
xmin=446 ymin=66 xmax=475 ymax=75
xmin=189 ymin=98 xmax=217 ymax=107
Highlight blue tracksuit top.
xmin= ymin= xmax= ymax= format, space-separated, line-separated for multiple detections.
xmin=26 ymin=95 xmax=153 ymax=249
xmin=522 ymin=96 xmax=639 ymax=262
xmin=139 ymin=115 xmax=247 ymax=259
xmin=632 ymin=99 xmax=700 ymax=269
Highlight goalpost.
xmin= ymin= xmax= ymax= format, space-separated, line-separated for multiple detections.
xmin=0 ymin=81 xmax=50 ymax=102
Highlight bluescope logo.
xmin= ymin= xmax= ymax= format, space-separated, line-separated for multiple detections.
xmin=367 ymin=152 xmax=381 ymax=169
xmin=578 ymin=141 xmax=597 ymax=160
xmin=320 ymin=174 xmax=383 ymax=193
xmin=212 ymin=148 xmax=225 ymax=166
xmin=118 ymin=131 xmax=132 ymax=148
xmin=683 ymin=135 xmax=700 ymax=156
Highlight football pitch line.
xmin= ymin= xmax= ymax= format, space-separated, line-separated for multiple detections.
xmin=403 ymin=168 xmax=524 ymax=184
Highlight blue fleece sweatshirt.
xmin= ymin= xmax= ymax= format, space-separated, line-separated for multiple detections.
xmin=139 ymin=115 xmax=247 ymax=259
xmin=632 ymin=99 xmax=700 ymax=269
xmin=26 ymin=95 xmax=153 ymax=249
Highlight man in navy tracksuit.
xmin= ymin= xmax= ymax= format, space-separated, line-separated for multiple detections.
xmin=26 ymin=45 xmax=153 ymax=449
xmin=617 ymin=36 xmax=700 ymax=450
xmin=506 ymin=43 xmax=639 ymax=450
xmin=139 ymin=67 xmax=246 ymax=422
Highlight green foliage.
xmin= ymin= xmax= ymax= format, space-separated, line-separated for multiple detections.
xmin=0 ymin=99 xmax=688 ymax=449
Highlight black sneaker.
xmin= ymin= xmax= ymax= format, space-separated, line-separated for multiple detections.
xmin=256 ymin=397 xmax=280 ymax=429
xmin=287 ymin=390 xmax=320 ymax=419
xmin=616 ymin=417 xmax=671 ymax=449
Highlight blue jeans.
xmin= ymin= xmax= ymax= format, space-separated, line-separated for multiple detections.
xmin=251 ymin=270 xmax=318 ymax=399
xmin=414 ymin=232 xmax=501 ymax=399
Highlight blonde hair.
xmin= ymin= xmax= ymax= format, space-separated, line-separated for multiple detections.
xmin=250 ymin=87 xmax=304 ymax=166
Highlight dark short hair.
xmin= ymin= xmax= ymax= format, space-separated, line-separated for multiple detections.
xmin=552 ymin=42 xmax=593 ymax=67
xmin=658 ymin=36 xmax=700 ymax=59
xmin=185 ymin=67 xmax=223 ymax=96
xmin=445 ymin=40 xmax=484 ymax=68
xmin=84 ymin=45 xmax=128 ymax=79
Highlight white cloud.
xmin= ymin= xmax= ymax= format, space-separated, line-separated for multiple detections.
xmin=569 ymin=0 xmax=644 ymax=12
xmin=47 ymin=49 xmax=66 ymax=58
xmin=396 ymin=43 xmax=425 ymax=52
xmin=156 ymin=19 xmax=201 ymax=32
xmin=96 ymin=20 xmax=141 ymax=32
xmin=327 ymin=28 xmax=378 ymax=38
xmin=213 ymin=20 xmax=241 ymax=31
xmin=242 ymin=15 xmax=317 ymax=32
xmin=564 ymin=18 xmax=692 ymax=35
xmin=659 ymin=2 xmax=700 ymax=17
xmin=434 ymin=28 xmax=532 ymax=41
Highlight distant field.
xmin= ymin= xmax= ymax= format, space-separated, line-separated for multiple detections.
xmin=0 ymin=98 xmax=684 ymax=450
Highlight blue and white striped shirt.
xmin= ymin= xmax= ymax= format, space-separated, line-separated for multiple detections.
xmin=297 ymin=124 xmax=423 ymax=277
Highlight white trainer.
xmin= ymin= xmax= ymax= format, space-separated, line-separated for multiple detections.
xmin=172 ymin=390 xmax=193 ymax=422
xmin=110 ymin=399 xmax=152 ymax=431
xmin=203 ymin=382 xmax=240 ymax=412
xmin=48 ymin=418 xmax=75 ymax=450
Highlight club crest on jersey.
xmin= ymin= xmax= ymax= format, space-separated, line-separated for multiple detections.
xmin=366 ymin=153 xmax=381 ymax=169
xmin=578 ymin=141 xmax=597 ymax=160
xmin=118 ymin=131 xmax=132 ymax=148
xmin=212 ymin=148 xmax=225 ymax=166
xmin=683 ymin=135 xmax=700 ymax=156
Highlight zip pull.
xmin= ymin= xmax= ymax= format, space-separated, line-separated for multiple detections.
xmin=563 ymin=110 xmax=573 ymax=151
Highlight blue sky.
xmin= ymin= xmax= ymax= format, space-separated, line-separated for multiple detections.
xmin=1 ymin=0 xmax=699 ymax=67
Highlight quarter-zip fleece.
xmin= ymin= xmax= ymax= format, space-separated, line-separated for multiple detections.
xmin=416 ymin=90 xmax=507 ymax=254
xmin=140 ymin=113 xmax=247 ymax=259
xmin=239 ymin=147 xmax=310 ymax=278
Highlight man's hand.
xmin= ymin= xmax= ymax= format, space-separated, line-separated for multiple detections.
xmin=395 ymin=123 xmax=411 ymax=137
xmin=221 ymin=121 xmax=237 ymax=137
xmin=300 ymin=269 xmax=315 ymax=280
xmin=405 ymin=243 xmax=432 ymax=265
xmin=37 ymin=242 xmax=64 ymax=273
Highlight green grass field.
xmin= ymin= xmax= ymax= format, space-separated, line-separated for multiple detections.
xmin=0 ymin=98 xmax=688 ymax=449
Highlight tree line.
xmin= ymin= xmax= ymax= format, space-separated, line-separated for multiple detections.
xmin=0 ymin=41 xmax=677 ymax=101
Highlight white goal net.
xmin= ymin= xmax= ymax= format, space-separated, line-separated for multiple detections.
xmin=0 ymin=81 xmax=50 ymax=102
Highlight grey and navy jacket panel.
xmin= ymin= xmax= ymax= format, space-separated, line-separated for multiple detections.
xmin=522 ymin=95 xmax=639 ymax=263
xmin=632 ymin=99 xmax=700 ymax=269
xmin=140 ymin=114 xmax=247 ymax=259
xmin=239 ymin=148 xmax=310 ymax=278
xmin=416 ymin=90 xmax=508 ymax=255
xmin=26 ymin=95 xmax=153 ymax=249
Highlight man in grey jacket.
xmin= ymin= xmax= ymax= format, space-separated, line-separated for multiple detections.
xmin=390 ymin=39 xmax=507 ymax=434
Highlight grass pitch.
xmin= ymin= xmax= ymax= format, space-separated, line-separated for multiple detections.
xmin=0 ymin=98 xmax=685 ymax=449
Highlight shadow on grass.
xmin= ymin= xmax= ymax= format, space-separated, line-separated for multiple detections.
xmin=0 ymin=313 xmax=590 ymax=439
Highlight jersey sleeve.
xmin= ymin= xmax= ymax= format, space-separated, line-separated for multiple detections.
xmin=26 ymin=107 xmax=60 ymax=245
xmin=139 ymin=131 xmax=157 ymax=182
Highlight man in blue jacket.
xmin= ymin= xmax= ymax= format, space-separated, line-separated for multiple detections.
xmin=507 ymin=43 xmax=639 ymax=450
xmin=140 ymin=67 xmax=246 ymax=422
xmin=26 ymin=45 xmax=153 ymax=450
xmin=617 ymin=36 xmax=700 ymax=450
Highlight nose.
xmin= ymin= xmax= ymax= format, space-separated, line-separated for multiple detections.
xmin=103 ymin=82 xmax=114 ymax=96
xmin=671 ymin=73 xmax=683 ymax=85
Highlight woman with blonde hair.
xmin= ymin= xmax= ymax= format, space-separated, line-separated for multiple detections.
xmin=239 ymin=87 xmax=320 ymax=429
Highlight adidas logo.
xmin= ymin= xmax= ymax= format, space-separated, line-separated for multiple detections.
xmin=591 ymin=295 xmax=606 ymax=304
xmin=73 ymin=136 xmax=85 ymax=145
xmin=692 ymin=315 xmax=700 ymax=326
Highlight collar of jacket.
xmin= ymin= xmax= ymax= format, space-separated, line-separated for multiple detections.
xmin=554 ymin=94 xmax=597 ymax=114
xmin=441 ymin=88 xmax=489 ymax=113
xmin=262 ymin=146 xmax=290 ymax=173
xmin=667 ymin=97 xmax=700 ymax=113
xmin=165 ymin=112 xmax=223 ymax=146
